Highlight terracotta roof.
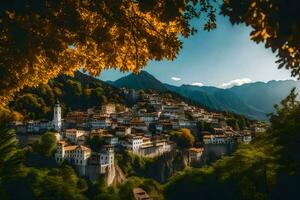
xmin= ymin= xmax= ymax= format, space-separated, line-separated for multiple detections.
xmin=77 ymin=145 xmax=91 ymax=151
xmin=64 ymin=145 xmax=78 ymax=151
xmin=133 ymin=188 xmax=151 ymax=200
xmin=189 ymin=147 xmax=204 ymax=153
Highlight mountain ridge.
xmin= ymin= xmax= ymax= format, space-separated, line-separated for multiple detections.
xmin=107 ymin=71 xmax=300 ymax=120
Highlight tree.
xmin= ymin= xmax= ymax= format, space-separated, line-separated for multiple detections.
xmin=197 ymin=121 xmax=214 ymax=133
xmin=87 ymin=135 xmax=105 ymax=152
xmin=0 ymin=124 xmax=23 ymax=182
xmin=0 ymin=123 xmax=24 ymax=198
xmin=37 ymin=132 xmax=57 ymax=157
xmin=0 ymin=0 xmax=217 ymax=106
xmin=269 ymin=88 xmax=300 ymax=170
xmin=226 ymin=118 xmax=240 ymax=131
xmin=170 ymin=128 xmax=195 ymax=149
xmin=26 ymin=166 xmax=88 ymax=200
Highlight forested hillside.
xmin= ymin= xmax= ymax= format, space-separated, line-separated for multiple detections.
xmin=8 ymin=71 xmax=125 ymax=120
xmin=229 ymin=80 xmax=300 ymax=113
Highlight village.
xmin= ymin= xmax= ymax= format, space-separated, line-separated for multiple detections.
xmin=10 ymin=89 xmax=268 ymax=185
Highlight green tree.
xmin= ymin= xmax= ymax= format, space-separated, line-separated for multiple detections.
xmin=37 ymin=133 xmax=57 ymax=157
xmin=0 ymin=123 xmax=24 ymax=199
xmin=0 ymin=124 xmax=23 ymax=182
xmin=226 ymin=118 xmax=240 ymax=131
xmin=87 ymin=135 xmax=105 ymax=152
xmin=27 ymin=166 xmax=87 ymax=200
xmin=12 ymin=93 xmax=49 ymax=119
xmin=269 ymin=88 xmax=300 ymax=171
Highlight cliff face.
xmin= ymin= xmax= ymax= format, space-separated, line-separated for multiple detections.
xmin=112 ymin=165 xmax=127 ymax=185
xmin=115 ymin=150 xmax=191 ymax=184
xmin=145 ymin=150 xmax=190 ymax=183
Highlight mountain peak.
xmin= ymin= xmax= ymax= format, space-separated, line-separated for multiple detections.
xmin=110 ymin=70 xmax=168 ymax=92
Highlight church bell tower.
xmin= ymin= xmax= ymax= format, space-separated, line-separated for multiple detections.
xmin=53 ymin=100 xmax=62 ymax=131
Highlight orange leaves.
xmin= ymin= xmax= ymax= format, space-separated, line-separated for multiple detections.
xmin=0 ymin=0 xmax=216 ymax=106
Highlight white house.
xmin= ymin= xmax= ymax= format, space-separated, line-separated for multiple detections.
xmin=203 ymin=134 xmax=229 ymax=144
xmin=88 ymin=117 xmax=112 ymax=129
xmin=55 ymin=141 xmax=91 ymax=169
xmin=65 ymin=129 xmax=86 ymax=143
xmin=188 ymin=147 xmax=204 ymax=162
xmin=120 ymin=135 xmax=143 ymax=151
xmin=243 ymin=133 xmax=252 ymax=144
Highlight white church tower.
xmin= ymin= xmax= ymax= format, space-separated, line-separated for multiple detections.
xmin=53 ymin=100 xmax=62 ymax=132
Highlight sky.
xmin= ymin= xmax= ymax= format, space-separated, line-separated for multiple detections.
xmin=98 ymin=15 xmax=294 ymax=88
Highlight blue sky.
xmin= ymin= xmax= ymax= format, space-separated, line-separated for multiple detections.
xmin=98 ymin=15 xmax=293 ymax=88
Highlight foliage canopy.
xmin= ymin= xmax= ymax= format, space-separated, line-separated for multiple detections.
xmin=0 ymin=0 xmax=216 ymax=105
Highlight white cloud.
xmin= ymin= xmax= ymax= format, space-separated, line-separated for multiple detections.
xmin=191 ymin=82 xmax=204 ymax=87
xmin=219 ymin=78 xmax=252 ymax=89
xmin=171 ymin=77 xmax=181 ymax=81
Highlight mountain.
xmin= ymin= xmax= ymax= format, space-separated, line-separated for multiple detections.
xmin=229 ymin=80 xmax=300 ymax=113
xmin=109 ymin=71 xmax=300 ymax=120
xmin=109 ymin=71 xmax=267 ymax=119
xmin=165 ymin=84 xmax=266 ymax=120
xmin=110 ymin=71 xmax=168 ymax=92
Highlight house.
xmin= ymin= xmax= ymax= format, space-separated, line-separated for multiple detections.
xmin=99 ymin=147 xmax=115 ymax=174
xmin=203 ymin=134 xmax=229 ymax=144
xmin=155 ymin=120 xmax=173 ymax=133
xmin=26 ymin=120 xmax=53 ymax=133
xmin=214 ymin=134 xmax=229 ymax=144
xmin=115 ymin=126 xmax=131 ymax=137
xmin=133 ymin=187 xmax=151 ymax=200
xmin=213 ymin=127 xmax=224 ymax=135
xmin=55 ymin=141 xmax=91 ymax=175
xmin=88 ymin=117 xmax=112 ymax=129
xmin=65 ymin=129 xmax=86 ymax=143
xmin=138 ymin=140 xmax=173 ymax=158
xmin=129 ymin=119 xmax=148 ymax=131
xmin=85 ymin=147 xmax=115 ymax=185
xmin=120 ymin=135 xmax=143 ymax=151
xmin=188 ymin=147 xmax=204 ymax=162
xmin=66 ymin=111 xmax=89 ymax=123
xmin=101 ymin=103 xmax=116 ymax=114
xmin=161 ymin=105 xmax=185 ymax=119
xmin=242 ymin=131 xmax=252 ymax=144
xmin=117 ymin=115 xmax=132 ymax=125
xmin=138 ymin=112 xmax=159 ymax=125
xmin=177 ymin=119 xmax=196 ymax=127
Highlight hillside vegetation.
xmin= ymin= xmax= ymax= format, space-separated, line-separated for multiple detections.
xmin=8 ymin=71 xmax=124 ymax=120
xmin=165 ymin=89 xmax=300 ymax=200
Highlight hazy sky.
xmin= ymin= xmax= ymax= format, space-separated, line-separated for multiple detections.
xmin=98 ymin=15 xmax=293 ymax=88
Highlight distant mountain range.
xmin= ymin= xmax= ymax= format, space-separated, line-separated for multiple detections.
xmin=108 ymin=71 xmax=300 ymax=120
